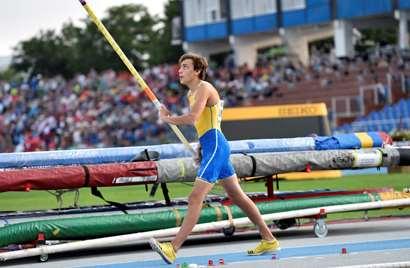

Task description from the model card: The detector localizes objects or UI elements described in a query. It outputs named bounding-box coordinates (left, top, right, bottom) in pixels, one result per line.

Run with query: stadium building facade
left=180, top=0, right=410, bottom=67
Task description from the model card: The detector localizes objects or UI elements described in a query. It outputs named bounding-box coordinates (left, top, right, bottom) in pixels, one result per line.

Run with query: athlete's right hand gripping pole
left=78, top=0, right=195, bottom=155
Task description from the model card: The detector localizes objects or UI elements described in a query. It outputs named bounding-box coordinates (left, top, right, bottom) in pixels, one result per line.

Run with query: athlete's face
left=178, top=59, right=200, bottom=85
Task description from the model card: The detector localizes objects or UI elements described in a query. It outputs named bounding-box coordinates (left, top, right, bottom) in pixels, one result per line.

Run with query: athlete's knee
left=229, top=193, right=246, bottom=204
left=227, top=188, right=251, bottom=205
left=188, top=191, right=205, bottom=204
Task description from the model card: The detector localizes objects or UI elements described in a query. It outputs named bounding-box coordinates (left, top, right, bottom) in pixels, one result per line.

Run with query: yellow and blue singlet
left=188, top=92, right=235, bottom=183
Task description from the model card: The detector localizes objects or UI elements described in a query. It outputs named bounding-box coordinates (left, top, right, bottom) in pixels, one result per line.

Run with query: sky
left=0, top=0, right=167, bottom=57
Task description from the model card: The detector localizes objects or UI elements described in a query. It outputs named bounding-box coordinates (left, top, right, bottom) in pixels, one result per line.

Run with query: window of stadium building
left=281, top=0, right=305, bottom=11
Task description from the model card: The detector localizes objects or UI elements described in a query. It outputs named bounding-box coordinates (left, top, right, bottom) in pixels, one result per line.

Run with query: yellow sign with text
left=223, top=103, right=328, bottom=121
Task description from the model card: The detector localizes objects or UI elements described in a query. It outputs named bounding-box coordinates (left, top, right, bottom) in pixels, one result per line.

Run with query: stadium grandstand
left=1, top=0, right=410, bottom=153
left=180, top=0, right=410, bottom=133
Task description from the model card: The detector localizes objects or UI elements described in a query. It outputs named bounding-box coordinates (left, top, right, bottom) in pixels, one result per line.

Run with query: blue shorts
left=197, top=129, right=235, bottom=183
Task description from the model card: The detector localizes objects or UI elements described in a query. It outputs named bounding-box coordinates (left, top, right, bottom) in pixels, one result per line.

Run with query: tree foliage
left=148, top=0, right=184, bottom=65
left=12, top=30, right=71, bottom=77
left=11, top=1, right=182, bottom=78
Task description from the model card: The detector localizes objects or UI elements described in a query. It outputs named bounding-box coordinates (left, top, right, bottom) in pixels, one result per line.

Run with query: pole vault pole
left=78, top=0, right=195, bottom=155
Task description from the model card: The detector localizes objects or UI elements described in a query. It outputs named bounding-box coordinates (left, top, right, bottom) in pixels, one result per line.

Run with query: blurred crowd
left=1, top=46, right=410, bottom=152
left=215, top=47, right=410, bottom=108
left=0, top=66, right=188, bottom=152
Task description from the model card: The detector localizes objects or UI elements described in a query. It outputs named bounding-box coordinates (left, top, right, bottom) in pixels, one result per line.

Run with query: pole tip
left=79, top=0, right=86, bottom=5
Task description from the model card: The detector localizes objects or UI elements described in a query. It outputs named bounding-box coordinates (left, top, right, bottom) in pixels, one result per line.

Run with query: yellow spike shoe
left=247, top=239, right=281, bottom=256
left=149, top=238, right=176, bottom=264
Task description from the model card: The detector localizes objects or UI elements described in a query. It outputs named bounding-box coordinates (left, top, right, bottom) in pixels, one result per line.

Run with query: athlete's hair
left=178, top=53, right=208, bottom=80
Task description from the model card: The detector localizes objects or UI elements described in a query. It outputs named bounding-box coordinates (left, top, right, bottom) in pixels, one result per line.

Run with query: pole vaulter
left=78, top=0, right=195, bottom=155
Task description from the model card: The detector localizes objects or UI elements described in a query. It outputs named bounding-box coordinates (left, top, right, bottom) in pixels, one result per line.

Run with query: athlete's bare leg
left=171, top=178, right=214, bottom=251
left=219, top=175, right=274, bottom=241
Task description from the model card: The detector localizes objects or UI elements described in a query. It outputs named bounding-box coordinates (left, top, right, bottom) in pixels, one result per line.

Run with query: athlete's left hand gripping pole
left=78, top=0, right=195, bottom=155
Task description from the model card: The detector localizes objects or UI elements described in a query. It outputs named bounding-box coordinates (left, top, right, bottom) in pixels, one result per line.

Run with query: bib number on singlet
left=218, top=100, right=224, bottom=124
